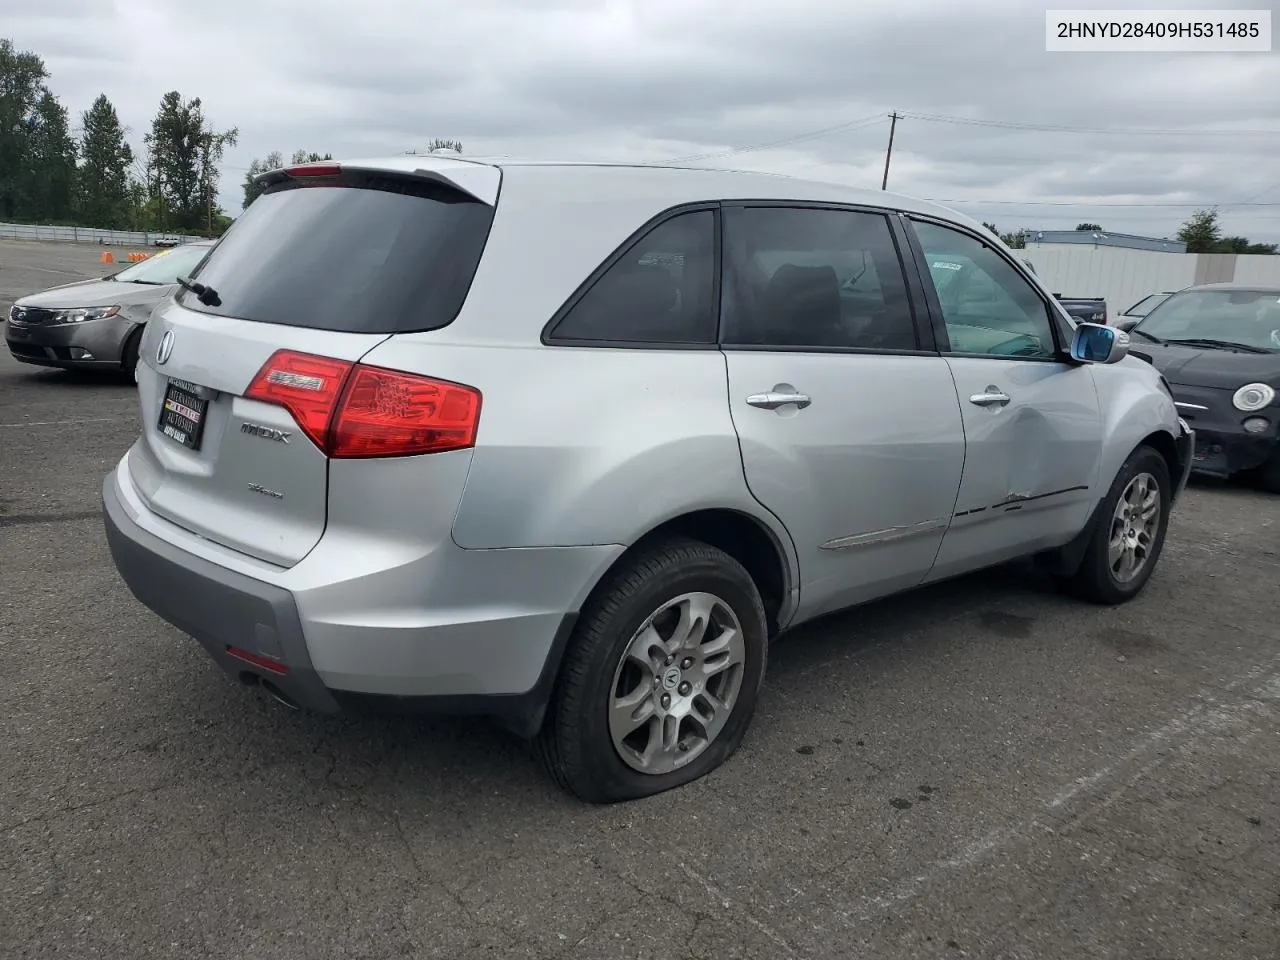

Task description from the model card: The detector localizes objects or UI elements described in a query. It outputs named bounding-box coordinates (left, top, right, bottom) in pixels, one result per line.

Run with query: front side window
left=721, top=206, right=918, bottom=351
left=548, top=210, right=716, bottom=344
left=913, top=220, right=1058, bottom=359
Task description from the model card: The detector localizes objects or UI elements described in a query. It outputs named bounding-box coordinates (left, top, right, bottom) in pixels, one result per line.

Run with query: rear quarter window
left=546, top=209, right=717, bottom=345
left=182, top=176, right=495, bottom=334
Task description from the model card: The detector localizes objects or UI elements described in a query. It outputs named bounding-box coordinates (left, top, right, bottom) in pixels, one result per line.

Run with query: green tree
left=242, top=151, right=334, bottom=209
left=1075, top=222, right=1102, bottom=231
left=983, top=222, right=1027, bottom=248
left=1216, top=235, right=1278, bottom=255
left=20, top=89, right=77, bottom=221
left=241, top=150, right=283, bottom=209
left=77, top=94, right=133, bottom=227
left=0, top=39, right=49, bottom=218
left=425, top=138, right=462, bottom=153
left=144, top=90, right=237, bottom=232
left=290, top=149, right=332, bottom=164
left=125, top=176, right=152, bottom=230
left=1177, top=208, right=1221, bottom=253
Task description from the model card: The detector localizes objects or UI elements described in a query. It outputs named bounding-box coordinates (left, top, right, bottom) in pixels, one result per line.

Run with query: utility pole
left=881, top=111, right=900, bottom=191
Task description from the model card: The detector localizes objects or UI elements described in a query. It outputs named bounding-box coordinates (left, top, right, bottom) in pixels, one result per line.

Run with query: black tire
left=536, top=537, right=768, bottom=804
left=120, top=326, right=144, bottom=384
left=1065, top=445, right=1171, bottom=605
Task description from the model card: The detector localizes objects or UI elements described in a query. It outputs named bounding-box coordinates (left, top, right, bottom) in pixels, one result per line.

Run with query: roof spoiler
left=253, top=161, right=498, bottom=205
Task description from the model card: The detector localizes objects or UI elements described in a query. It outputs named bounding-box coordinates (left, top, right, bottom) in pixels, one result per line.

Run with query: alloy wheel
left=1108, top=471, right=1161, bottom=583
left=608, top=591, right=747, bottom=775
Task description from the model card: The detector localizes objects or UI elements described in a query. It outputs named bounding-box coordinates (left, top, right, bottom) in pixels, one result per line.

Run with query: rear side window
left=721, top=206, right=918, bottom=351
left=182, top=177, right=495, bottom=333
left=548, top=210, right=716, bottom=344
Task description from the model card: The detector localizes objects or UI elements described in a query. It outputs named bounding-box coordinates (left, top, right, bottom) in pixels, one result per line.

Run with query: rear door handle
left=969, top=387, right=1010, bottom=407
left=747, top=391, right=812, bottom=410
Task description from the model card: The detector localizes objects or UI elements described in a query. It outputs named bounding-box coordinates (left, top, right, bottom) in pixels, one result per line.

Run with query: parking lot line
left=0, top=417, right=129, bottom=427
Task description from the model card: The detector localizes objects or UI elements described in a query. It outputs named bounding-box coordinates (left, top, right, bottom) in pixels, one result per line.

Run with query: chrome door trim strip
left=819, top=517, right=948, bottom=551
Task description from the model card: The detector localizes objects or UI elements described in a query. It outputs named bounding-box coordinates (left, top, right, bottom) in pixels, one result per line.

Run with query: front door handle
left=969, top=386, right=1010, bottom=407
left=747, top=391, right=812, bottom=410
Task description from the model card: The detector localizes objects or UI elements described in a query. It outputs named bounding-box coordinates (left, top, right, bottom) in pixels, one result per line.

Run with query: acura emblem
left=156, top=329, right=175, bottom=365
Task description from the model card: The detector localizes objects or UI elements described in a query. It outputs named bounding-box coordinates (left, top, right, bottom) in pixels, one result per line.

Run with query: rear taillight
left=330, top=365, right=481, bottom=458
left=244, top=349, right=482, bottom=459
left=245, top=350, right=352, bottom=450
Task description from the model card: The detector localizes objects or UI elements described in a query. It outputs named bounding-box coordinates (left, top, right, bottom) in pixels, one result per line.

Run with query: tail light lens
left=245, top=351, right=352, bottom=450
left=245, top=349, right=481, bottom=459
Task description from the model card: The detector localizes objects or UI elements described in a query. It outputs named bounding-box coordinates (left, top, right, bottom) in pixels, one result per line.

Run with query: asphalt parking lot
left=2, top=238, right=1278, bottom=960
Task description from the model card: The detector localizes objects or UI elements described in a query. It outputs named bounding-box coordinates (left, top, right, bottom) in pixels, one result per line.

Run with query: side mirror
left=1070, top=322, right=1129, bottom=365
left=1113, top=317, right=1140, bottom=332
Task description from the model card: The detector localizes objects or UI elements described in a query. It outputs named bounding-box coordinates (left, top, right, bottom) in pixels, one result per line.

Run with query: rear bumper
left=4, top=317, right=133, bottom=369
left=102, top=463, right=619, bottom=735
left=103, top=470, right=342, bottom=713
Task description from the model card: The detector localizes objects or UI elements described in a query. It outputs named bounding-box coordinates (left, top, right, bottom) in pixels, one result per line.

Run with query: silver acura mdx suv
left=102, top=156, right=1194, bottom=803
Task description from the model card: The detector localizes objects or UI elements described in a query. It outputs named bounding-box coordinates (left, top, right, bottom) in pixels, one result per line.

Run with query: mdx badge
left=155, top=329, right=175, bottom=365
left=241, top=422, right=292, bottom=443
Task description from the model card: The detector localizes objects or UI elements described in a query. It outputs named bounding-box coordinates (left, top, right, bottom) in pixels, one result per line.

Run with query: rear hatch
left=127, top=159, right=498, bottom=567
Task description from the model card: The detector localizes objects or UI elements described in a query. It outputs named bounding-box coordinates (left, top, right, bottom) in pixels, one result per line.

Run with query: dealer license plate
left=158, top=378, right=210, bottom=451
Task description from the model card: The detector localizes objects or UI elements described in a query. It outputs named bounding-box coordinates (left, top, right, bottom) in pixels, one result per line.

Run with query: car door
left=719, top=203, right=966, bottom=622
left=901, top=216, right=1103, bottom=581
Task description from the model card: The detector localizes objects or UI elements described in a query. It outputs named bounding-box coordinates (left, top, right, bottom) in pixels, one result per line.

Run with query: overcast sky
left=4, top=0, right=1279, bottom=241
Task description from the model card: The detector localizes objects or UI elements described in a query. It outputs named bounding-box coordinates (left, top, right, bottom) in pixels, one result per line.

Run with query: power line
left=926, top=198, right=1280, bottom=208
left=1219, top=181, right=1280, bottom=209
left=666, top=113, right=887, bottom=163
left=660, top=106, right=1280, bottom=170
left=899, top=111, right=1280, bottom=138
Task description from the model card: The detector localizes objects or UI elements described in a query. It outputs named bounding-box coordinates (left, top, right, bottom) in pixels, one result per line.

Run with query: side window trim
left=541, top=201, right=722, bottom=349
left=717, top=201, right=936, bottom=356
left=902, top=214, right=1069, bottom=361
left=887, top=212, right=939, bottom=353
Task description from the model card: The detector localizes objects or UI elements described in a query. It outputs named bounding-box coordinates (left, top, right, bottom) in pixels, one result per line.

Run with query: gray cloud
left=3, top=0, right=1277, bottom=240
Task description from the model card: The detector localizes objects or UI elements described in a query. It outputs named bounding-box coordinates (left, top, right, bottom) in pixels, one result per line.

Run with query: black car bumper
left=1189, top=427, right=1277, bottom=478
left=1170, top=385, right=1278, bottom=479
left=4, top=316, right=133, bottom=369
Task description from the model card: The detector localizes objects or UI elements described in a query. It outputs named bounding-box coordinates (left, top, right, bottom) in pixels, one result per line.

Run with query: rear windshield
left=181, top=175, right=495, bottom=333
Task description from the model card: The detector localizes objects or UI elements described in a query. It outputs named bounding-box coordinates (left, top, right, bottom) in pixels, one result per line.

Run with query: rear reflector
left=226, top=646, right=289, bottom=675
left=245, top=349, right=482, bottom=459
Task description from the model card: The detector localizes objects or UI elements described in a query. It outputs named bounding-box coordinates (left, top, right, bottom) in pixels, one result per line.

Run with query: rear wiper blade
left=1166, top=337, right=1270, bottom=354
left=176, top=275, right=221, bottom=307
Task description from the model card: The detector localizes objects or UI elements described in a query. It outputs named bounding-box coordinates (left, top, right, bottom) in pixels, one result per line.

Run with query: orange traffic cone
left=100, top=251, right=113, bottom=264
